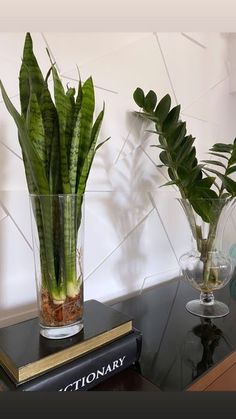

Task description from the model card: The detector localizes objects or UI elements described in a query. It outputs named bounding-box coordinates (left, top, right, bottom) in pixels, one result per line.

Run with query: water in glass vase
left=179, top=198, right=235, bottom=318
left=30, top=194, right=84, bottom=339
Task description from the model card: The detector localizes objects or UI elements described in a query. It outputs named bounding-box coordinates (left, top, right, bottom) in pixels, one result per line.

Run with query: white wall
left=0, top=32, right=236, bottom=325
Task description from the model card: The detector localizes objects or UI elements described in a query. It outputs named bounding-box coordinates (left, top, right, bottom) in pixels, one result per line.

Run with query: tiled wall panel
left=0, top=32, right=236, bottom=324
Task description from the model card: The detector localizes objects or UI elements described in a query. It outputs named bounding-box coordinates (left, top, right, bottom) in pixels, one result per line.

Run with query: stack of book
left=0, top=299, right=142, bottom=391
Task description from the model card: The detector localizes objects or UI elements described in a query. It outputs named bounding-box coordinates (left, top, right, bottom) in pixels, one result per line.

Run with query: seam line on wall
left=41, top=32, right=61, bottom=74
left=182, top=76, right=229, bottom=112
left=0, top=214, right=8, bottom=223
left=141, top=145, right=176, bottom=187
left=0, top=141, right=22, bottom=160
left=84, top=206, right=155, bottom=282
left=149, top=192, right=180, bottom=265
left=153, top=33, right=179, bottom=105
left=181, top=33, right=207, bottom=49
left=181, top=112, right=208, bottom=123
left=60, top=75, right=118, bottom=94
left=0, top=198, right=33, bottom=251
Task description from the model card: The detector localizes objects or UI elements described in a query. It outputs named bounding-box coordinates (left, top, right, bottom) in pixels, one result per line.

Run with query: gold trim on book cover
left=0, top=320, right=132, bottom=383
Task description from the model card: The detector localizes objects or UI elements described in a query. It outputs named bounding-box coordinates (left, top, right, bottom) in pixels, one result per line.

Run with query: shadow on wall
left=84, top=112, right=166, bottom=299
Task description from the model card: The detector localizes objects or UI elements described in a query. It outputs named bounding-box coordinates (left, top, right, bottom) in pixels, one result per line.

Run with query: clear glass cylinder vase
left=178, top=198, right=235, bottom=318
left=30, top=194, right=84, bottom=339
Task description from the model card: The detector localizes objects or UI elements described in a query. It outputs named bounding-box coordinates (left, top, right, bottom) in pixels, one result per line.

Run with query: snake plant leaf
left=49, top=122, right=61, bottom=194
left=68, top=81, right=83, bottom=183
left=69, top=78, right=94, bottom=194
left=133, top=87, right=145, bottom=108
left=76, top=77, right=95, bottom=180
left=144, top=90, right=157, bottom=112
left=40, top=81, right=58, bottom=179
left=69, top=108, right=82, bottom=193
left=65, top=87, right=76, bottom=157
left=95, top=136, right=110, bottom=151
left=20, top=35, right=57, bottom=178
left=26, top=91, right=46, bottom=171
left=77, top=106, right=105, bottom=197
left=0, top=81, right=49, bottom=194
left=154, top=94, right=171, bottom=124
left=19, top=33, right=45, bottom=117
left=74, top=79, right=83, bottom=122
left=51, top=64, right=71, bottom=193
left=21, top=150, right=37, bottom=193
left=1, top=33, right=108, bottom=304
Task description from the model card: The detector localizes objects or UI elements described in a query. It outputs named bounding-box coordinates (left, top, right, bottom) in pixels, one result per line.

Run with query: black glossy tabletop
left=112, top=276, right=236, bottom=391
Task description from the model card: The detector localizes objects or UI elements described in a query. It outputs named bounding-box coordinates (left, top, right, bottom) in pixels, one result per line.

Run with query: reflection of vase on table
left=181, top=318, right=232, bottom=384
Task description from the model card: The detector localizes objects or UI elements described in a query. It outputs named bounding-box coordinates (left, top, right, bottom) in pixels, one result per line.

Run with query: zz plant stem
left=133, top=87, right=236, bottom=290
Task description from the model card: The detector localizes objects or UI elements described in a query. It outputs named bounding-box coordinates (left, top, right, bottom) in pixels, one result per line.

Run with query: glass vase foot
left=185, top=299, right=229, bottom=319
left=40, top=320, right=84, bottom=339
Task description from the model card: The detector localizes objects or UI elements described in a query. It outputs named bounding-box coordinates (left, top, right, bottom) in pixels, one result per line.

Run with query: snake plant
left=0, top=33, right=108, bottom=305
left=133, top=87, right=236, bottom=289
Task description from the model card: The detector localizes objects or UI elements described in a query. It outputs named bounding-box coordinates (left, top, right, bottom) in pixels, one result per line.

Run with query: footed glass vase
left=30, top=194, right=84, bottom=339
left=179, top=198, right=234, bottom=319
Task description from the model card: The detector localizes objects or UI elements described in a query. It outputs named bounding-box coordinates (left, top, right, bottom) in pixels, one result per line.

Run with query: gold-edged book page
left=0, top=320, right=132, bottom=383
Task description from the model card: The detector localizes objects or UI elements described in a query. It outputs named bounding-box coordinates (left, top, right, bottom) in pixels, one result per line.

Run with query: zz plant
left=133, top=87, right=236, bottom=290
left=0, top=33, right=108, bottom=314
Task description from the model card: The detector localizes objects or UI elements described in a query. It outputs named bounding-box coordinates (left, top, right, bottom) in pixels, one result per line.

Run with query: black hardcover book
left=0, top=329, right=142, bottom=391
left=0, top=299, right=132, bottom=383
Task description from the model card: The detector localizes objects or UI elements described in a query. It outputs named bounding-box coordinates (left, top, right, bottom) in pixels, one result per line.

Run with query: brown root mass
left=40, top=290, right=83, bottom=327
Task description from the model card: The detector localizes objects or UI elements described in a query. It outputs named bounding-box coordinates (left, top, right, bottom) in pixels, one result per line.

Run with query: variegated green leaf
left=19, top=33, right=45, bottom=117
left=51, top=64, right=71, bottom=193
left=77, top=106, right=104, bottom=197
left=0, top=80, right=49, bottom=194
left=40, top=81, right=58, bottom=178
left=26, top=91, right=46, bottom=171
left=73, top=77, right=95, bottom=191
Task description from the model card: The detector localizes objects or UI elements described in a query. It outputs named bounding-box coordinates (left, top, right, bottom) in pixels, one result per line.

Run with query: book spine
left=14, top=330, right=142, bottom=391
